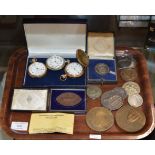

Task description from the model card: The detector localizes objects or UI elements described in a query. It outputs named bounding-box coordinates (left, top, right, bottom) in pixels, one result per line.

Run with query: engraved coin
left=120, top=68, right=137, bottom=81
left=115, top=105, right=146, bottom=132
left=95, top=63, right=110, bottom=75
left=101, top=95, right=124, bottom=111
left=56, top=92, right=82, bottom=106
left=86, top=107, right=114, bottom=132
left=87, top=85, right=102, bottom=99
left=112, top=87, right=127, bottom=99
left=128, top=94, right=143, bottom=107
left=122, top=82, right=140, bottom=96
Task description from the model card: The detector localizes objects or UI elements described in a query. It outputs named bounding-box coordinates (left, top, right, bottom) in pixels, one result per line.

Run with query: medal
left=122, top=81, right=140, bottom=96
left=86, top=107, right=114, bottom=132
left=95, top=63, right=115, bottom=76
left=115, top=105, right=146, bottom=132
left=56, top=92, right=82, bottom=107
left=120, top=68, right=137, bottom=81
left=87, top=85, right=102, bottom=100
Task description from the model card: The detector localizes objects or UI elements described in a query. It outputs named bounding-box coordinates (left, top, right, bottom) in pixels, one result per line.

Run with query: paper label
left=11, top=122, right=28, bottom=131
left=89, top=134, right=102, bottom=139
left=29, top=113, right=74, bottom=134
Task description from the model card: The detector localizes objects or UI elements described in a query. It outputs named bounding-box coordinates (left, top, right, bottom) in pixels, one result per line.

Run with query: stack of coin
left=86, top=107, right=114, bottom=132
left=115, top=105, right=146, bottom=132
left=122, top=81, right=143, bottom=108
left=101, top=87, right=127, bottom=111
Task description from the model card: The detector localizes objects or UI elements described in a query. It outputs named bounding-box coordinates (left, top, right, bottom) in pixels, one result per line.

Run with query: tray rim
left=0, top=47, right=155, bottom=140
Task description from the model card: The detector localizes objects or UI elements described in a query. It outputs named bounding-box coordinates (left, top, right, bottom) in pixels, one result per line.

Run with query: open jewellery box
left=22, top=19, right=88, bottom=113
left=87, top=32, right=117, bottom=83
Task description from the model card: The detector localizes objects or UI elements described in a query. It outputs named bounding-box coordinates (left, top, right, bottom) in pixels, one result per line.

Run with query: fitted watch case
left=23, top=19, right=87, bottom=88
left=87, top=32, right=117, bottom=83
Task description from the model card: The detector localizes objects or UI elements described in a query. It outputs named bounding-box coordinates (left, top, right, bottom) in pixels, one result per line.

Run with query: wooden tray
left=0, top=47, right=155, bottom=140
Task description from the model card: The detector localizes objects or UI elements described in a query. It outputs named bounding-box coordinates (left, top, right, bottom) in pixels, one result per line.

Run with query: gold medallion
left=86, top=107, right=114, bottom=132
left=115, top=105, right=146, bottom=132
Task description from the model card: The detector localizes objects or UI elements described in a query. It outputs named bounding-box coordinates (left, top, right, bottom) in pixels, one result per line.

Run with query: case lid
left=24, top=22, right=87, bottom=58
left=88, top=32, right=115, bottom=59
left=76, top=49, right=89, bottom=67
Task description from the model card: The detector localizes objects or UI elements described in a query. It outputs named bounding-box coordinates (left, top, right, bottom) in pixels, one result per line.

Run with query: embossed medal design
left=86, top=107, right=114, bottom=132
left=120, top=68, right=137, bottom=81
left=122, top=81, right=140, bottom=96
left=115, top=105, right=146, bottom=132
left=87, top=85, right=102, bottom=99
left=56, top=92, right=82, bottom=106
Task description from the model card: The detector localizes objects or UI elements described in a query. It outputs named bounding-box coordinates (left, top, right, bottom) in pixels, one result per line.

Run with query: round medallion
left=87, top=85, right=102, bottom=100
left=101, top=94, right=124, bottom=111
left=95, top=63, right=110, bottom=75
left=115, top=105, right=146, bottom=132
left=120, top=68, right=137, bottom=81
left=112, top=87, right=127, bottom=99
left=122, top=82, right=140, bottom=96
left=128, top=94, right=143, bottom=107
left=86, top=107, right=114, bottom=132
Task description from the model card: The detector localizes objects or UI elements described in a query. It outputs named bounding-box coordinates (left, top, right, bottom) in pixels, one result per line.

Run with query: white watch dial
left=28, top=62, right=47, bottom=77
left=65, top=62, right=83, bottom=77
left=46, top=55, right=65, bottom=70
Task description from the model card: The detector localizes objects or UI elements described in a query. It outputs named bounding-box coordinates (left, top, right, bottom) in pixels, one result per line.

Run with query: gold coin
left=86, top=107, right=114, bottom=132
left=122, top=81, right=140, bottom=96
left=95, top=63, right=110, bottom=75
left=115, top=105, right=146, bottom=132
left=120, top=68, right=137, bottom=81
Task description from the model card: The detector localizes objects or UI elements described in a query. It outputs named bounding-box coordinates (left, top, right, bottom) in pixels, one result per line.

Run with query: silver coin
left=87, top=85, right=102, bottom=99
left=112, top=87, right=127, bottom=99
left=117, top=57, right=132, bottom=69
left=128, top=94, right=143, bottom=107
left=101, top=90, right=115, bottom=100
left=122, top=82, right=140, bottom=96
left=101, top=95, right=124, bottom=111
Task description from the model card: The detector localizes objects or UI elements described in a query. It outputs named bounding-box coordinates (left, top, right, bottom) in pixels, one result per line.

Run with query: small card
left=11, top=122, right=28, bottom=131
left=29, top=113, right=74, bottom=134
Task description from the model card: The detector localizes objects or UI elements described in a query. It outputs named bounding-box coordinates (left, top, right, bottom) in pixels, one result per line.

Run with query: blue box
left=22, top=19, right=87, bottom=88
left=87, top=32, right=117, bottom=83
left=49, top=88, right=86, bottom=113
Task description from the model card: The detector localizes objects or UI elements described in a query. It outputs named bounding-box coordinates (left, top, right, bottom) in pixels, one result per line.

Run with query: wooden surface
left=0, top=47, right=155, bottom=140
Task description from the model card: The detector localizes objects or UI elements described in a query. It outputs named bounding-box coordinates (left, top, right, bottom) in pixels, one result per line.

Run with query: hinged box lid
left=88, top=32, right=115, bottom=59
left=24, top=20, right=87, bottom=58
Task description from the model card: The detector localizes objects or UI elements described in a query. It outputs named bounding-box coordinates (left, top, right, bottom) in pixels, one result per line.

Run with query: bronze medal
left=115, top=105, right=146, bottom=132
left=86, top=107, right=114, bottom=132
left=56, top=92, right=82, bottom=106
left=120, top=68, right=137, bottom=81
left=95, top=63, right=110, bottom=75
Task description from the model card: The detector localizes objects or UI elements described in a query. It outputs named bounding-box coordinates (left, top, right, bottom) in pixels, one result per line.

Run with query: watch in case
left=46, top=55, right=69, bottom=71
left=28, top=59, right=47, bottom=78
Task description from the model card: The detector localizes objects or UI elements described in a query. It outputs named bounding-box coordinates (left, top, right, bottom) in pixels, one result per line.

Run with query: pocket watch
left=60, top=49, right=89, bottom=81
left=28, top=59, right=47, bottom=78
left=46, top=55, right=69, bottom=71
